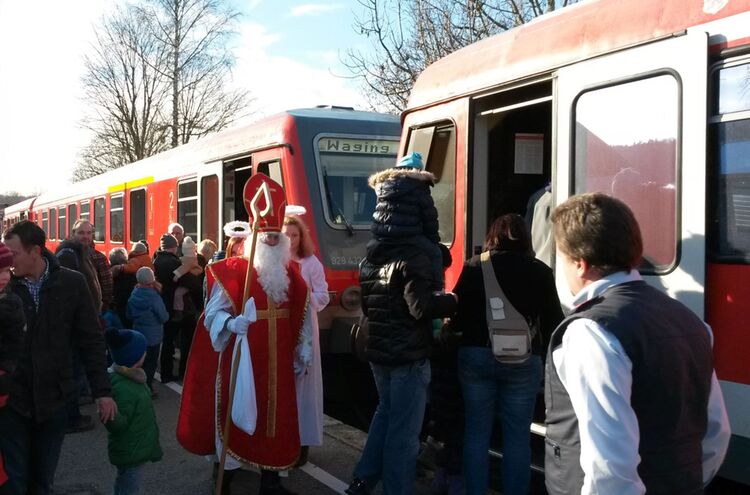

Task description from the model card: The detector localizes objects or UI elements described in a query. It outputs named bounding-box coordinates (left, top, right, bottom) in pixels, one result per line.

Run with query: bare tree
left=138, top=0, right=250, bottom=146
left=75, top=0, right=250, bottom=181
left=75, top=5, right=170, bottom=180
left=344, top=0, right=579, bottom=112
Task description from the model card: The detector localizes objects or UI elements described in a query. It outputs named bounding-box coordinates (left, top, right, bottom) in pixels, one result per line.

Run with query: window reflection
left=574, top=75, right=679, bottom=270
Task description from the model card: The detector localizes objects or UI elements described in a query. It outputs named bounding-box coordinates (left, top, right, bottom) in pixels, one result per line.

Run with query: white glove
left=227, top=297, right=257, bottom=336
left=294, top=338, right=313, bottom=375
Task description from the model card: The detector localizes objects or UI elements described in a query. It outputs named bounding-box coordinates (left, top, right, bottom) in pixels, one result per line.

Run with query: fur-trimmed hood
left=368, top=167, right=436, bottom=188
left=109, top=364, right=147, bottom=384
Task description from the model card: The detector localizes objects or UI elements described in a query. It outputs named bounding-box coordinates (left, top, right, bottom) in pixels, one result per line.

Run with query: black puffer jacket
left=360, top=237, right=456, bottom=365
left=369, top=167, right=443, bottom=286
left=370, top=168, right=440, bottom=240
left=9, top=250, right=111, bottom=421
left=0, top=289, right=25, bottom=396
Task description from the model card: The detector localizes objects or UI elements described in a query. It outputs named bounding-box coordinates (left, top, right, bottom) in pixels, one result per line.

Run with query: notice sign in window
left=514, top=133, right=544, bottom=175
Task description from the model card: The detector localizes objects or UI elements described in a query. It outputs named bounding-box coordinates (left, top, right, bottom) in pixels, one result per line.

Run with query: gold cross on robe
left=256, top=301, right=290, bottom=437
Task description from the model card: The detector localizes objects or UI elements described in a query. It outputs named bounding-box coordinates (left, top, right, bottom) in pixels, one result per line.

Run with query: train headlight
left=340, top=285, right=362, bottom=311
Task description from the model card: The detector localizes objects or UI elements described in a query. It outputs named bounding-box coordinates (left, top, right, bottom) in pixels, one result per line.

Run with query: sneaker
left=66, top=414, right=95, bottom=434
left=345, top=479, right=370, bottom=495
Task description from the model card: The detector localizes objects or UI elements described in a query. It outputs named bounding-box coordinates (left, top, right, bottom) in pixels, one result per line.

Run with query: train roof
left=4, top=197, right=36, bottom=215
left=408, top=0, right=750, bottom=110
left=31, top=107, right=400, bottom=208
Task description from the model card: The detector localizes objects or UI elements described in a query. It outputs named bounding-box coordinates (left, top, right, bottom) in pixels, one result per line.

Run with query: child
left=105, top=328, right=162, bottom=495
left=171, top=236, right=203, bottom=322
left=0, top=241, right=25, bottom=487
left=126, top=267, right=169, bottom=392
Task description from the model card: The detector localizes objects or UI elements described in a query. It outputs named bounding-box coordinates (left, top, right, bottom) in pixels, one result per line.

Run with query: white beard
left=252, top=234, right=291, bottom=305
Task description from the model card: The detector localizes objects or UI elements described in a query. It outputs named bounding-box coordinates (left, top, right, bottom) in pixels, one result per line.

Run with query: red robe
left=177, top=256, right=309, bottom=469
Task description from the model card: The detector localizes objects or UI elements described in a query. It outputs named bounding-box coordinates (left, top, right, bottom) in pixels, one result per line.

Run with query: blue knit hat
left=396, top=152, right=424, bottom=169
left=105, top=328, right=147, bottom=368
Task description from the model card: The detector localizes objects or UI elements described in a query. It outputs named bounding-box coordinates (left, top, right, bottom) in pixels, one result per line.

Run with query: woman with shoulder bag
left=452, top=214, right=564, bottom=495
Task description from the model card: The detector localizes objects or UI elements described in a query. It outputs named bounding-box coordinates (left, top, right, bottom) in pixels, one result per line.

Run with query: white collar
left=571, top=269, right=642, bottom=308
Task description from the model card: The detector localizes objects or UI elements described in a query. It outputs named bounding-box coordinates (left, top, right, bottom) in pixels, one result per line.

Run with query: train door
left=470, top=81, right=554, bottom=264
left=223, top=155, right=253, bottom=242
left=555, top=31, right=708, bottom=314
left=198, top=162, right=222, bottom=245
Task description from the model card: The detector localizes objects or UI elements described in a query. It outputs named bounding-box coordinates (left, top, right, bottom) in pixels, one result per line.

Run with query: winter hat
left=181, top=236, right=197, bottom=258
left=160, top=233, right=178, bottom=250
left=132, top=241, right=148, bottom=254
left=0, top=241, right=12, bottom=270
left=106, top=328, right=147, bottom=368
left=136, top=266, right=156, bottom=285
left=395, top=152, right=425, bottom=169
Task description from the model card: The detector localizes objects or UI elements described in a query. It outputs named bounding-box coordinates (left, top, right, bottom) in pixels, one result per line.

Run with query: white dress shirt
left=552, top=270, right=731, bottom=494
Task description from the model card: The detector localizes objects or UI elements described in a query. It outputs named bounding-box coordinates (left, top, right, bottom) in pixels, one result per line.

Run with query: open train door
left=554, top=31, right=708, bottom=316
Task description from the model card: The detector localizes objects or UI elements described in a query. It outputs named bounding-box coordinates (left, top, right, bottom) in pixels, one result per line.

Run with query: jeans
left=458, top=347, right=542, bottom=495
left=114, top=465, right=144, bottom=495
left=0, top=406, right=67, bottom=495
left=353, top=359, right=431, bottom=495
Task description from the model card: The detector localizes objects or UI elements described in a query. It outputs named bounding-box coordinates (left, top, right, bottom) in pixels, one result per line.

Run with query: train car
left=10, top=106, right=400, bottom=417
left=2, top=197, right=36, bottom=232
left=399, top=0, right=750, bottom=485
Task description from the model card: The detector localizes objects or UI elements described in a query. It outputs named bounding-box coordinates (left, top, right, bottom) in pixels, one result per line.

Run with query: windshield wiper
left=322, top=168, right=354, bottom=236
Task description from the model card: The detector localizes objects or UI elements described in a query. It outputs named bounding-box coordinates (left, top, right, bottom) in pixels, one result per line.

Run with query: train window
left=49, top=208, right=57, bottom=240
left=58, top=207, right=66, bottom=241
left=316, top=136, right=399, bottom=228
left=177, top=180, right=198, bottom=241
left=41, top=210, right=48, bottom=236
left=93, top=198, right=105, bottom=243
left=708, top=58, right=750, bottom=262
left=110, top=194, right=124, bottom=243
left=573, top=74, right=678, bottom=272
left=201, top=175, right=219, bottom=244
left=257, top=160, right=284, bottom=187
left=129, top=189, right=147, bottom=243
left=67, top=204, right=77, bottom=237
left=80, top=201, right=90, bottom=221
left=405, top=122, right=457, bottom=245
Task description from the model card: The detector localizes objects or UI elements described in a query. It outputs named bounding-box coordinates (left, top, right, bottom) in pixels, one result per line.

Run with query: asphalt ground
left=52, top=378, right=440, bottom=495
left=51, top=375, right=749, bottom=495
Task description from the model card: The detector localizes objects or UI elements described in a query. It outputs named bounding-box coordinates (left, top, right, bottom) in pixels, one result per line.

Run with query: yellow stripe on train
left=107, top=176, right=154, bottom=193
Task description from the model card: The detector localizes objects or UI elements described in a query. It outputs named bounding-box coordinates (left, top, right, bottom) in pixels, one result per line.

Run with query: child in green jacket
left=105, top=328, right=163, bottom=495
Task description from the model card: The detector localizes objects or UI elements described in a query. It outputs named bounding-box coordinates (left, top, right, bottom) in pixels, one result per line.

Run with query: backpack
left=480, top=251, right=534, bottom=364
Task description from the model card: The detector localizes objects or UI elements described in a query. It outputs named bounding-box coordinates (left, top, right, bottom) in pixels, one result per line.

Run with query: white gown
left=294, top=255, right=329, bottom=446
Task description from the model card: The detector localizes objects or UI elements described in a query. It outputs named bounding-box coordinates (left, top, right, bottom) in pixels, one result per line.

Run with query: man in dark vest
left=545, top=193, right=730, bottom=495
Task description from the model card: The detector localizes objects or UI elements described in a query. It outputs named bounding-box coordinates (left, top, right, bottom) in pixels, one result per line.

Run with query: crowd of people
left=0, top=154, right=734, bottom=495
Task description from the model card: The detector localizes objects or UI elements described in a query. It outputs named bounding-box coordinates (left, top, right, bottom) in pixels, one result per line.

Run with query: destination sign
left=319, top=138, right=398, bottom=155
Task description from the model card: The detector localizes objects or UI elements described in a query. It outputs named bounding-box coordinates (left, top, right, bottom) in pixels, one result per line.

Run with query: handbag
left=480, top=251, right=533, bottom=364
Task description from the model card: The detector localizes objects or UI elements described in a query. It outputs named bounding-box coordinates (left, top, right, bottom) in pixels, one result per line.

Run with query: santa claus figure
left=178, top=174, right=312, bottom=495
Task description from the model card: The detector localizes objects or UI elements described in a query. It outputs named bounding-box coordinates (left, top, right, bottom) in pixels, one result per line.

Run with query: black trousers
left=159, top=320, right=181, bottom=381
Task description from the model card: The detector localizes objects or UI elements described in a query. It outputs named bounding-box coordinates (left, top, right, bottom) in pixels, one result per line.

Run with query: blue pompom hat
left=106, top=328, right=147, bottom=368
left=396, top=152, right=425, bottom=169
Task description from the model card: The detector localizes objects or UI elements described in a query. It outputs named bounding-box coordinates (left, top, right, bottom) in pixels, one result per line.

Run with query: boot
left=259, top=470, right=297, bottom=495
left=212, top=463, right=235, bottom=495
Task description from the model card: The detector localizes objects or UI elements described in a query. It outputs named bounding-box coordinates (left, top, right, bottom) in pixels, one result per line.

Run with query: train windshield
left=317, top=136, right=399, bottom=228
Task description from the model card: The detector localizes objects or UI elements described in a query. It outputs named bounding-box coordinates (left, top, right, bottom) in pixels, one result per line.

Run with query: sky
left=0, top=0, right=374, bottom=196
